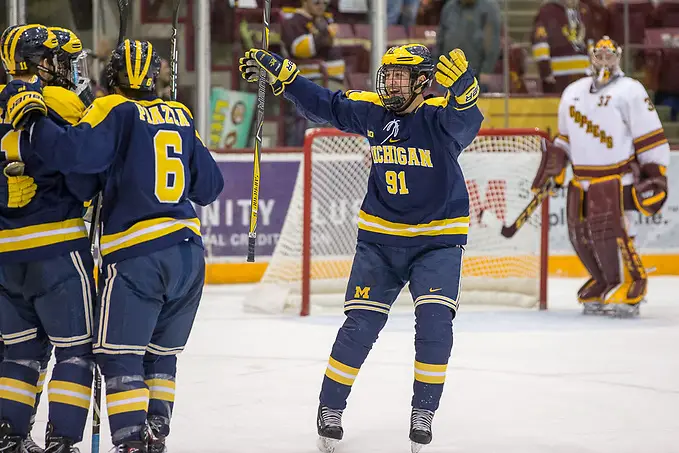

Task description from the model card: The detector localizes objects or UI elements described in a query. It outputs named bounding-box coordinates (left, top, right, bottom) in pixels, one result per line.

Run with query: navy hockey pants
left=319, top=240, right=462, bottom=412
left=94, top=240, right=204, bottom=445
left=0, top=249, right=95, bottom=442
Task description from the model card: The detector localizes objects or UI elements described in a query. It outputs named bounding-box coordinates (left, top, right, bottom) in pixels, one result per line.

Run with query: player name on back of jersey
left=370, top=145, right=433, bottom=168
left=135, top=103, right=191, bottom=127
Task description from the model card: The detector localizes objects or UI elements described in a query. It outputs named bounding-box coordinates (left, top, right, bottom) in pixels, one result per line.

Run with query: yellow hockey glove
left=435, top=49, right=480, bottom=109
left=239, top=49, right=299, bottom=96
left=0, top=79, right=47, bottom=130
left=0, top=162, right=37, bottom=208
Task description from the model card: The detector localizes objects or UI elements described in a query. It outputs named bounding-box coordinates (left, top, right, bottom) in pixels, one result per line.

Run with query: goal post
left=247, top=128, right=550, bottom=316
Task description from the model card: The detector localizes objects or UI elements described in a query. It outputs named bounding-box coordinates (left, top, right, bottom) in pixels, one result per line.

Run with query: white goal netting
left=247, top=128, right=547, bottom=314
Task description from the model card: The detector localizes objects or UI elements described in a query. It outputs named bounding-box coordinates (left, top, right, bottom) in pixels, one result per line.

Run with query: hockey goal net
left=247, top=128, right=549, bottom=315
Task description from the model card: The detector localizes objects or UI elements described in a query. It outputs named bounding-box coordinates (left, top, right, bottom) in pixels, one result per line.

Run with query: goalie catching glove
left=0, top=78, right=47, bottom=130
left=239, top=49, right=299, bottom=96
left=436, top=49, right=480, bottom=109
left=0, top=161, right=37, bottom=208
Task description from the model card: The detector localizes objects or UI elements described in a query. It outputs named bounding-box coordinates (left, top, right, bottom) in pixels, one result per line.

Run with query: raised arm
left=239, top=49, right=376, bottom=135
left=433, top=48, right=484, bottom=153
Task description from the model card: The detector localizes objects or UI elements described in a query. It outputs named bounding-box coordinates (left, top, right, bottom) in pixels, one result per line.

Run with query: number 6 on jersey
left=153, top=129, right=185, bottom=203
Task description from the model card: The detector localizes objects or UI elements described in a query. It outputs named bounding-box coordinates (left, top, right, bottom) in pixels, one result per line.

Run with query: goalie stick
left=246, top=0, right=272, bottom=262
left=91, top=3, right=129, bottom=452
left=500, top=180, right=554, bottom=239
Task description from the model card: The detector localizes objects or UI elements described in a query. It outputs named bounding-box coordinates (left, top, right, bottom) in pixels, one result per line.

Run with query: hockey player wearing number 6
left=531, top=36, right=670, bottom=317
left=240, top=44, right=483, bottom=452
left=0, top=39, right=224, bottom=452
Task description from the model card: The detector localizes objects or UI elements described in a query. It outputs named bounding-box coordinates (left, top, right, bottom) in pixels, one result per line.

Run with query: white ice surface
left=32, top=277, right=679, bottom=453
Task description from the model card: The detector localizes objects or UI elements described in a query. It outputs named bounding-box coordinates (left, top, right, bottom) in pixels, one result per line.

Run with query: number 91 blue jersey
left=25, top=94, right=224, bottom=263
left=285, top=76, right=483, bottom=247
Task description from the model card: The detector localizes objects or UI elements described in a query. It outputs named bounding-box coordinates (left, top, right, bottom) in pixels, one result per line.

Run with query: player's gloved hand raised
left=435, top=49, right=480, bottom=109
left=239, top=49, right=299, bottom=96
left=0, top=161, right=37, bottom=208
left=0, top=78, right=47, bottom=130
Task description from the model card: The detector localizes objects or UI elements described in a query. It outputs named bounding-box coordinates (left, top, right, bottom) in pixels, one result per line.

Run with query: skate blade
left=317, top=436, right=339, bottom=453
left=411, top=441, right=426, bottom=453
left=582, top=303, right=605, bottom=315
left=608, top=305, right=640, bottom=318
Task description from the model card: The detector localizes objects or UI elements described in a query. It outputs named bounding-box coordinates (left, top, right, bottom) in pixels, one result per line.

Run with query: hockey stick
left=91, top=3, right=129, bottom=453
left=170, top=0, right=181, bottom=101
left=501, top=180, right=554, bottom=239
left=246, top=0, right=272, bottom=262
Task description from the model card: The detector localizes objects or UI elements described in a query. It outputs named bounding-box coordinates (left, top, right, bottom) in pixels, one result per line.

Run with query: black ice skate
left=43, top=437, right=79, bottom=453
left=316, top=405, right=343, bottom=453
left=113, top=442, right=147, bottom=453
left=147, top=416, right=168, bottom=453
left=409, top=408, right=434, bottom=453
left=22, top=432, right=43, bottom=453
left=0, top=421, right=24, bottom=453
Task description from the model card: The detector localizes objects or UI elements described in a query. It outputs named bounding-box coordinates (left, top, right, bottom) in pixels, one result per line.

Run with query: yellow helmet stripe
left=44, top=29, right=58, bottom=49
left=125, top=39, right=154, bottom=89
left=124, top=39, right=134, bottom=88
left=5, top=25, right=31, bottom=72
left=139, top=41, right=154, bottom=88
left=1, top=27, right=20, bottom=72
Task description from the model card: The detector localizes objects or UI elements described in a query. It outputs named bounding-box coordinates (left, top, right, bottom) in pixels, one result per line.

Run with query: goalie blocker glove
left=632, top=163, right=668, bottom=216
left=531, top=139, right=568, bottom=191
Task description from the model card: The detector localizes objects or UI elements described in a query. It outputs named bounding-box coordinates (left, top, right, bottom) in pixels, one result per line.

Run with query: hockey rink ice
left=33, top=277, right=679, bottom=453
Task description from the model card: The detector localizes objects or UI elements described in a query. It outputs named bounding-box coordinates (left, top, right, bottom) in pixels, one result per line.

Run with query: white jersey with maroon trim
left=554, top=75, right=670, bottom=189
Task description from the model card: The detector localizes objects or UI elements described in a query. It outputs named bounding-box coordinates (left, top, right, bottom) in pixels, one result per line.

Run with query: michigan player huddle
left=0, top=24, right=223, bottom=453
left=0, top=17, right=668, bottom=453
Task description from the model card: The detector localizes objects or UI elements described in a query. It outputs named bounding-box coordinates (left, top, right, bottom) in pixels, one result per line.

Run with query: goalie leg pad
left=586, top=177, right=647, bottom=305
left=566, top=181, right=608, bottom=302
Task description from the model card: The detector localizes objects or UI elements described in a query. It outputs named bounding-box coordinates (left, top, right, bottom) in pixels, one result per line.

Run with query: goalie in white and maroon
left=532, top=36, right=670, bottom=317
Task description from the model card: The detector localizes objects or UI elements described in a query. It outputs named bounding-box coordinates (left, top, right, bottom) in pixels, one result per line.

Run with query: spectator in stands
left=492, top=33, right=530, bottom=94
left=436, top=0, right=501, bottom=92
left=281, top=0, right=346, bottom=146
left=531, top=0, right=593, bottom=94
left=156, top=58, right=172, bottom=101
left=416, top=0, right=445, bottom=26
left=387, top=0, right=421, bottom=28
left=580, top=0, right=609, bottom=40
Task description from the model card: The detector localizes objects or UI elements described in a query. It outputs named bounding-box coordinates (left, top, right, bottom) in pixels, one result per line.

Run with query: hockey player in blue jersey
left=0, top=24, right=99, bottom=453
left=240, top=44, right=482, bottom=452
left=0, top=39, right=224, bottom=453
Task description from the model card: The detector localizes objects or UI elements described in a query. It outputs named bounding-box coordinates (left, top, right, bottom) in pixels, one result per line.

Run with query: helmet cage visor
left=590, top=43, right=621, bottom=75
left=376, top=65, right=431, bottom=112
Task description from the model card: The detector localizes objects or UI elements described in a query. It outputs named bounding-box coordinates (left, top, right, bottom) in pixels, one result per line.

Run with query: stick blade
left=247, top=236, right=256, bottom=262
left=500, top=224, right=517, bottom=238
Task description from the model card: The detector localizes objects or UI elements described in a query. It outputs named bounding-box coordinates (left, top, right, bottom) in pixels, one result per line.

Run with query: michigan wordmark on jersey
left=284, top=76, right=483, bottom=247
